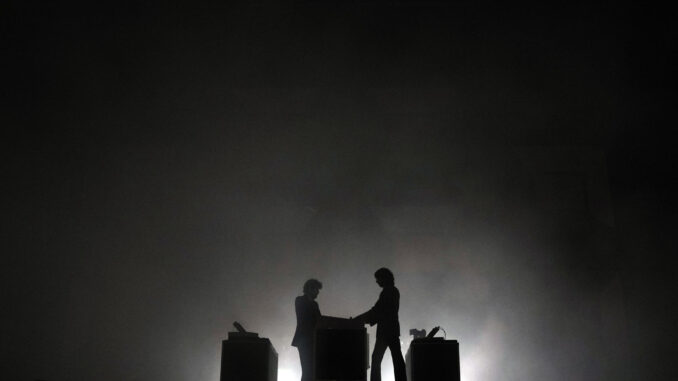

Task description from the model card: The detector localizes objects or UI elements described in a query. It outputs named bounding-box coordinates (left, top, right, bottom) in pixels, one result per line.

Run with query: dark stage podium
left=220, top=332, right=278, bottom=381
left=314, top=316, right=369, bottom=381
left=406, top=338, right=460, bottom=381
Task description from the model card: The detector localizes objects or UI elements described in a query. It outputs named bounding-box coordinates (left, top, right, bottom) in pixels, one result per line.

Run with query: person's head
left=303, top=278, right=322, bottom=299
left=374, top=267, right=394, bottom=287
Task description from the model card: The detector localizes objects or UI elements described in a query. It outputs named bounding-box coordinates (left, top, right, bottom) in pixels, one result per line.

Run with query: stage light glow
left=278, top=367, right=300, bottom=381
left=460, top=316, right=505, bottom=381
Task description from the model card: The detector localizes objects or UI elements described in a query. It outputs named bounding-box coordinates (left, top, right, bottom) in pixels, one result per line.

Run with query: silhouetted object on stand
left=405, top=327, right=460, bottom=381
left=229, top=321, right=258, bottom=339
left=292, top=278, right=322, bottom=381
left=314, top=316, right=369, bottom=381
left=354, top=268, right=407, bottom=381
left=220, top=322, right=277, bottom=381
left=426, top=326, right=440, bottom=338
left=233, top=321, right=247, bottom=333
left=409, top=328, right=427, bottom=339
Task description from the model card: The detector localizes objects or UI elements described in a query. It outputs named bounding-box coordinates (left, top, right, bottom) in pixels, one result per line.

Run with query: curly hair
left=303, top=278, right=323, bottom=294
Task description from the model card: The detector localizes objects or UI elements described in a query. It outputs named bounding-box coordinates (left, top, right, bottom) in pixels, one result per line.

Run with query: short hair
left=374, top=267, right=394, bottom=285
left=303, top=278, right=323, bottom=294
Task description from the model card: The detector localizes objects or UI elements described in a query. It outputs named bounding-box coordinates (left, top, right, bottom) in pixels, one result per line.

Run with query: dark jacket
left=358, top=285, right=401, bottom=340
left=292, top=295, right=321, bottom=347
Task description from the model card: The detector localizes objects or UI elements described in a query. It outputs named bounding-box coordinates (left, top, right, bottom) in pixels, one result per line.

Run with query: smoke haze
left=3, top=2, right=676, bottom=381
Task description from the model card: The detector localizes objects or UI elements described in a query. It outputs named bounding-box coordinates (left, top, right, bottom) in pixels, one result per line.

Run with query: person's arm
left=312, top=301, right=321, bottom=327
left=355, top=291, right=386, bottom=325
left=295, top=297, right=302, bottom=319
left=354, top=311, right=373, bottom=325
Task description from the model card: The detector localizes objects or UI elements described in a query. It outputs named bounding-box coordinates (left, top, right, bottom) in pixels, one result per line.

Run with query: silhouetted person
left=354, top=268, right=407, bottom=381
left=292, top=278, right=322, bottom=381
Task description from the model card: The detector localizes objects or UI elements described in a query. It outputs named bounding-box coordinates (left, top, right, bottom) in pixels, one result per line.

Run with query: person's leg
left=371, top=338, right=388, bottom=381
left=298, top=345, right=313, bottom=381
left=388, top=338, right=407, bottom=381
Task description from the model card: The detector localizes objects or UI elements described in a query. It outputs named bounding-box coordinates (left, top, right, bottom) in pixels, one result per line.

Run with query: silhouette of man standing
left=355, top=268, right=407, bottom=381
left=292, top=279, right=322, bottom=381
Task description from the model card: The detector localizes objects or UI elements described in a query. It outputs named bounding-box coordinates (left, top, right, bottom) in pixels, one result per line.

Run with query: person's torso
left=380, top=286, right=400, bottom=318
left=376, top=286, right=400, bottom=338
left=295, top=296, right=320, bottom=328
left=292, top=295, right=320, bottom=346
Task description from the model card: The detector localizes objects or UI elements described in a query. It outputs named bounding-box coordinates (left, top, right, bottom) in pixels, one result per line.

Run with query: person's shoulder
left=295, top=295, right=305, bottom=304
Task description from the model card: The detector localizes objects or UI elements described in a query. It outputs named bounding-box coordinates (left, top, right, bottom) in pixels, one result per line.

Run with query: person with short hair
left=354, top=268, right=406, bottom=381
left=292, top=278, right=322, bottom=381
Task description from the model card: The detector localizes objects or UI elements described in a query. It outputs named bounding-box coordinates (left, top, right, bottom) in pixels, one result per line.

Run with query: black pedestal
left=220, top=335, right=277, bottom=381
left=314, top=316, right=369, bottom=381
left=406, top=338, right=460, bottom=381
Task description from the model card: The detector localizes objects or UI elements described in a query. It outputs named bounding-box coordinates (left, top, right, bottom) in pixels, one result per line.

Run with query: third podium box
left=406, top=338, right=460, bottom=381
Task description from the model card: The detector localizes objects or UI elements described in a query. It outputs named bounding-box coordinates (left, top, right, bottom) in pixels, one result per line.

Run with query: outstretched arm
left=353, top=311, right=371, bottom=325
left=354, top=292, right=387, bottom=326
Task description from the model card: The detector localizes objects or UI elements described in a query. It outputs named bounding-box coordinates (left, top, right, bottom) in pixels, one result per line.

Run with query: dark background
left=3, top=1, right=676, bottom=380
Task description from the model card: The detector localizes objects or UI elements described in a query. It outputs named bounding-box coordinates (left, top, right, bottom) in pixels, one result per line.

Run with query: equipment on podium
left=409, top=328, right=427, bottom=339
left=426, top=326, right=440, bottom=338
left=233, top=321, right=247, bottom=333
left=314, top=316, right=369, bottom=381
left=220, top=323, right=277, bottom=381
left=229, top=321, right=259, bottom=340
